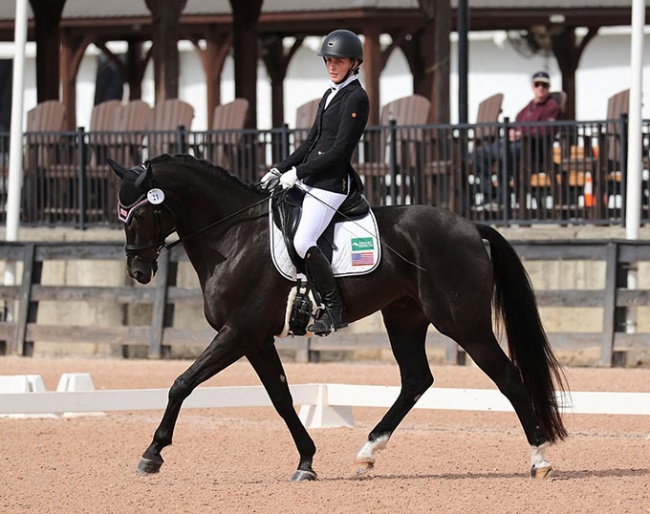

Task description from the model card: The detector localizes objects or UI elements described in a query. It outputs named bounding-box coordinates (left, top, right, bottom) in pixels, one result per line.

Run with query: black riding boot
left=303, top=246, right=348, bottom=336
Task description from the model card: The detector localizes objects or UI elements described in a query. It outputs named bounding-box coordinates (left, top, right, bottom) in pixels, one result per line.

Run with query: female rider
left=261, top=29, right=369, bottom=336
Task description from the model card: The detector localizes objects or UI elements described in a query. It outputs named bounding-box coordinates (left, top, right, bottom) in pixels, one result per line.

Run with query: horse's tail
left=476, top=224, right=568, bottom=442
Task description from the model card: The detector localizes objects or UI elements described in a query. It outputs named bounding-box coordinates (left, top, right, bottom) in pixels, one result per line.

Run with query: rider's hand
left=280, top=167, right=298, bottom=189
left=259, top=168, right=281, bottom=191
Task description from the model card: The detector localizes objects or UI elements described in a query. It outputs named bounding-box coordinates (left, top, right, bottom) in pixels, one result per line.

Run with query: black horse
left=108, top=153, right=567, bottom=481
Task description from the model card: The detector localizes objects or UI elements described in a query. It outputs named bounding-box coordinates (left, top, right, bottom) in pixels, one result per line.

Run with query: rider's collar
left=329, top=74, right=358, bottom=92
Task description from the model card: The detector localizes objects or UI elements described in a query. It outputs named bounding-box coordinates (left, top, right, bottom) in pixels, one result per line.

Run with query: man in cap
left=472, top=71, right=560, bottom=210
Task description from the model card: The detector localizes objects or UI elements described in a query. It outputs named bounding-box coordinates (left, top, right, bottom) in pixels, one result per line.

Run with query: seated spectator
left=471, top=71, right=560, bottom=210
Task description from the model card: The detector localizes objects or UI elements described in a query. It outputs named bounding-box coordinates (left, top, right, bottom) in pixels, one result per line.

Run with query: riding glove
left=280, top=167, right=298, bottom=189
left=260, top=168, right=281, bottom=191
left=257, top=168, right=282, bottom=191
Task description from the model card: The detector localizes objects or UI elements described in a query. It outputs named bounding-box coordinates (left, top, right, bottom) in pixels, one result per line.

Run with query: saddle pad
left=269, top=200, right=381, bottom=281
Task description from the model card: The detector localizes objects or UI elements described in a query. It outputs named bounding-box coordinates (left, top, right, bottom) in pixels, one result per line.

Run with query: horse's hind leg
left=137, top=330, right=246, bottom=475
left=458, top=332, right=555, bottom=477
left=354, top=299, right=432, bottom=476
left=246, top=343, right=317, bottom=482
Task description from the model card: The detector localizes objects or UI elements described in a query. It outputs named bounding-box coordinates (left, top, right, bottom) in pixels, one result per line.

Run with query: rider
left=261, top=29, right=369, bottom=336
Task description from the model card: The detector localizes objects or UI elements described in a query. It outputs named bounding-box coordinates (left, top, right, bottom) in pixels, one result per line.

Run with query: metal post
left=4, top=0, right=28, bottom=291
left=388, top=119, right=397, bottom=204
left=457, top=0, right=469, bottom=124
left=77, top=127, right=87, bottom=230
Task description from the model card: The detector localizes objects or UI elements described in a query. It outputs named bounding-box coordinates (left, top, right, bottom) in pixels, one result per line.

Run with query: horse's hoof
left=136, top=455, right=164, bottom=475
left=352, top=460, right=374, bottom=478
left=531, top=465, right=554, bottom=479
left=290, top=469, right=317, bottom=482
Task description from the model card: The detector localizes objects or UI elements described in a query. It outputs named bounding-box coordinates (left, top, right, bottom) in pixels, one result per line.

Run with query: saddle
left=271, top=186, right=370, bottom=274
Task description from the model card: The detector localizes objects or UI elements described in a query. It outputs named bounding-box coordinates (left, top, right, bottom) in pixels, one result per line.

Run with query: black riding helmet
left=318, top=29, right=364, bottom=63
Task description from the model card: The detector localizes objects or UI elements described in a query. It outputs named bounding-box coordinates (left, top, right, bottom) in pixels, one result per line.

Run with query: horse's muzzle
left=127, top=256, right=158, bottom=284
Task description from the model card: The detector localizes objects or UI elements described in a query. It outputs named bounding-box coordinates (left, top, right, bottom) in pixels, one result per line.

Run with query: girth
left=271, top=187, right=370, bottom=274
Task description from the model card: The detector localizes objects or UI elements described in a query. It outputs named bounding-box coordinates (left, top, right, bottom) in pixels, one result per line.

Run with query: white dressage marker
left=0, top=374, right=57, bottom=418
left=56, top=372, right=104, bottom=417
left=298, top=384, right=354, bottom=428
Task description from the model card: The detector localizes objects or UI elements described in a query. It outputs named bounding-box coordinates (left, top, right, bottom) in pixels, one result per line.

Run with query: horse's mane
left=149, top=154, right=261, bottom=194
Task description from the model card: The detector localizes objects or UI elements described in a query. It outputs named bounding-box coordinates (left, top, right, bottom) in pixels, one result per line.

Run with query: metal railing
left=0, top=116, right=647, bottom=228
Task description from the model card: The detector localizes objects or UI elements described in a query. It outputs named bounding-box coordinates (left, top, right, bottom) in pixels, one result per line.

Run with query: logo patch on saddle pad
left=270, top=210, right=381, bottom=281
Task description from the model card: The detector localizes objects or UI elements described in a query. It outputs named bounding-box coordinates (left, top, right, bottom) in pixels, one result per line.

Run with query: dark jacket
left=277, top=79, right=369, bottom=194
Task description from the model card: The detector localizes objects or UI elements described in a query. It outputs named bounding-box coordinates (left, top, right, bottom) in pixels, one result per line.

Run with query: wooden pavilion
left=0, top=0, right=644, bottom=129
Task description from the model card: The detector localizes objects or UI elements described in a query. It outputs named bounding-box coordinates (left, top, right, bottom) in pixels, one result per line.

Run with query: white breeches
left=293, top=184, right=348, bottom=259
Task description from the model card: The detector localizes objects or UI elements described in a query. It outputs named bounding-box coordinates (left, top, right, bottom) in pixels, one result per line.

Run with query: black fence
left=0, top=116, right=648, bottom=229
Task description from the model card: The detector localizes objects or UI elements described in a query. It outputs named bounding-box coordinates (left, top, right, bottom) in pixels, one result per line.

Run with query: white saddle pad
left=269, top=199, right=381, bottom=281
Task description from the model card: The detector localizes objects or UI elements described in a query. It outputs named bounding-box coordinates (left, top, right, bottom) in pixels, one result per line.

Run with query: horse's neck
left=168, top=169, right=265, bottom=283
left=167, top=169, right=259, bottom=227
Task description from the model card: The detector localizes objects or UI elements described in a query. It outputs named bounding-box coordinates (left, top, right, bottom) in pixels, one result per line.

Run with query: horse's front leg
left=137, top=328, right=246, bottom=474
left=246, top=341, right=317, bottom=482
left=354, top=305, right=433, bottom=476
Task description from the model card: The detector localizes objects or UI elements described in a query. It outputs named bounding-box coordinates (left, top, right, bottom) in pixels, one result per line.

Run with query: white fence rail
left=1, top=374, right=649, bottom=426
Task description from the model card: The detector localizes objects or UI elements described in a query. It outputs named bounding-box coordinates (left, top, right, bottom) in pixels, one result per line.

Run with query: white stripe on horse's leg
left=355, top=434, right=390, bottom=464
left=353, top=434, right=390, bottom=477
left=530, top=442, right=553, bottom=478
left=277, top=287, right=297, bottom=338
left=530, top=442, right=549, bottom=468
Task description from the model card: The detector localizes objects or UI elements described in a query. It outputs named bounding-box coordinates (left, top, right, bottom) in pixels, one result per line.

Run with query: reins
left=130, top=176, right=424, bottom=274
left=163, top=188, right=284, bottom=251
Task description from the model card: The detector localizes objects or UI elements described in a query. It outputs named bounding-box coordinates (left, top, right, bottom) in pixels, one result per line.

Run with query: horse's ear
left=106, top=158, right=128, bottom=179
left=134, top=162, right=152, bottom=190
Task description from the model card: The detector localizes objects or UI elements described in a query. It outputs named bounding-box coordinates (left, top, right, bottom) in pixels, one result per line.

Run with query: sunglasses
left=534, top=82, right=549, bottom=89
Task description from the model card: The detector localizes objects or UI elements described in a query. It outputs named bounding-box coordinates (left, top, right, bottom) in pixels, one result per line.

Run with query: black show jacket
left=277, top=79, right=369, bottom=194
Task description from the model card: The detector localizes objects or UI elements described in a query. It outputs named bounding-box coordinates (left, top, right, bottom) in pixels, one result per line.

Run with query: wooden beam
left=229, top=0, right=264, bottom=128
left=552, top=26, right=599, bottom=120
left=60, top=32, right=93, bottom=129
left=191, top=28, right=232, bottom=125
left=362, top=26, right=381, bottom=126
left=29, top=0, right=66, bottom=103
left=145, top=0, right=188, bottom=103
left=261, top=35, right=304, bottom=129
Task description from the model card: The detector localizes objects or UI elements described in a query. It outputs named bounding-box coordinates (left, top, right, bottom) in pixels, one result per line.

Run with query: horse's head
left=107, top=158, right=176, bottom=284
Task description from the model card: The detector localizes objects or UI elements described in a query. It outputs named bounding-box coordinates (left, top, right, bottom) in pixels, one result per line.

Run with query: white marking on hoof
left=354, top=434, right=389, bottom=466
left=530, top=443, right=554, bottom=478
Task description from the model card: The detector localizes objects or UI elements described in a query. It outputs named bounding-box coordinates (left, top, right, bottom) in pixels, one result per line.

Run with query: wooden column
left=95, top=39, right=151, bottom=102
left=552, top=26, right=599, bottom=121
left=192, top=28, right=231, bottom=125
left=261, top=36, right=304, bottom=128
left=60, top=32, right=92, bottom=130
left=229, top=0, right=263, bottom=128
left=145, top=0, right=188, bottom=103
left=362, top=26, right=381, bottom=126
left=29, top=0, right=65, bottom=103
left=125, top=39, right=149, bottom=101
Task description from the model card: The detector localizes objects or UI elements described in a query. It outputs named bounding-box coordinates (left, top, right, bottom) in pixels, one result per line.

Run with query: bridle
left=118, top=174, right=284, bottom=276
left=118, top=194, right=175, bottom=276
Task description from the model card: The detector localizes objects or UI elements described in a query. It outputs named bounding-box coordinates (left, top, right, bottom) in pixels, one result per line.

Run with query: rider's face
left=325, top=57, right=356, bottom=83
